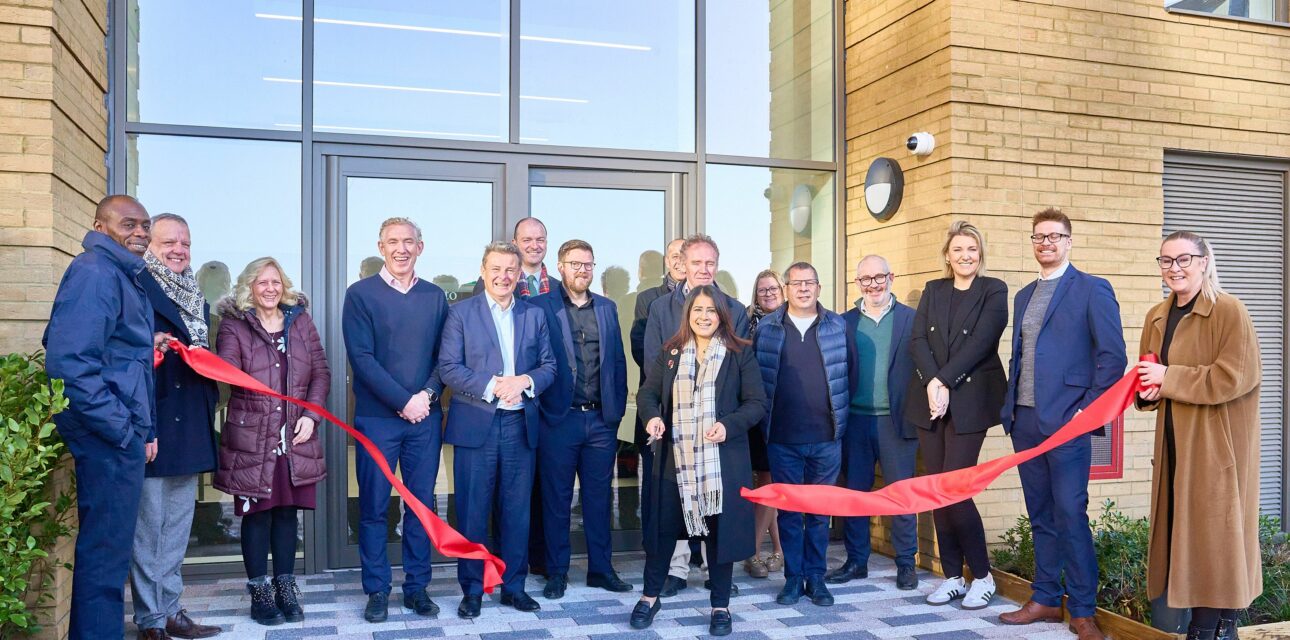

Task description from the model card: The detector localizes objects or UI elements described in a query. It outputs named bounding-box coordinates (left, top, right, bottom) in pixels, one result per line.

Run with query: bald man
left=45, top=195, right=160, bottom=639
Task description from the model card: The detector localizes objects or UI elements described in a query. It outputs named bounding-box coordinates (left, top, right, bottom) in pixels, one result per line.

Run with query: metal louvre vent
left=1163, top=155, right=1289, bottom=519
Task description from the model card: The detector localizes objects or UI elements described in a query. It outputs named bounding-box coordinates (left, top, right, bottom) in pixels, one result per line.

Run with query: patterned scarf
left=144, top=251, right=209, bottom=347
left=748, top=303, right=771, bottom=334
left=516, top=263, right=551, bottom=298
left=670, top=336, right=726, bottom=536
left=664, top=272, right=680, bottom=292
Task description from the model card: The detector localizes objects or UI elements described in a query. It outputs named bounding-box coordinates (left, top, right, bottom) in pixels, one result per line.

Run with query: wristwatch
left=422, top=388, right=437, bottom=403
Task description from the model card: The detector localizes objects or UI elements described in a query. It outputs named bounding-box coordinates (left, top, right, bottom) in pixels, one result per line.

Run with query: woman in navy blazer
left=905, top=221, right=1009, bottom=610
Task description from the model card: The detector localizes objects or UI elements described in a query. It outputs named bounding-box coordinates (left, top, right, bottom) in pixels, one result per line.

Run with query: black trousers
left=642, top=478, right=733, bottom=608
left=917, top=419, right=990, bottom=578
left=241, top=507, right=299, bottom=579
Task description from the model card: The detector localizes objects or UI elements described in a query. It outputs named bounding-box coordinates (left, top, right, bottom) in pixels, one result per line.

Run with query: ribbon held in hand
left=158, top=340, right=506, bottom=592
left=742, top=355, right=1157, bottom=517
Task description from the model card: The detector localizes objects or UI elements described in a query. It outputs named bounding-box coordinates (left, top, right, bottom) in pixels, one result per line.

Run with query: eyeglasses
left=561, top=260, right=595, bottom=272
left=755, top=286, right=781, bottom=296
left=856, top=273, right=891, bottom=287
left=1030, top=232, right=1071, bottom=244
left=1156, top=254, right=1204, bottom=269
left=786, top=279, right=819, bottom=289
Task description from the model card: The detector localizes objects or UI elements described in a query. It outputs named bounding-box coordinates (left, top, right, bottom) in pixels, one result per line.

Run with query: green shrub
left=0, top=352, right=74, bottom=637
left=990, top=515, right=1035, bottom=581
left=1246, top=516, right=1290, bottom=625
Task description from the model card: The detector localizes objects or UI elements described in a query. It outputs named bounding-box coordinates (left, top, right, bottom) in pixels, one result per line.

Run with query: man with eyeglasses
left=529, top=240, right=632, bottom=599
left=827, top=255, right=919, bottom=590
left=753, top=262, right=857, bottom=609
left=999, top=208, right=1125, bottom=640
left=642, top=234, right=749, bottom=596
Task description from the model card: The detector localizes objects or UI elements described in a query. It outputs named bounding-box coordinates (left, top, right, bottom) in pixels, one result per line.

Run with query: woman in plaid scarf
left=630, top=285, right=767, bottom=637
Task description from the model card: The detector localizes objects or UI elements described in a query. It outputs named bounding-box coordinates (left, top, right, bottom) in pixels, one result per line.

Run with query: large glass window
left=706, top=0, right=834, bottom=161
left=127, top=134, right=302, bottom=564
left=521, top=0, right=695, bottom=151
left=127, top=1, right=302, bottom=129
left=314, top=1, right=509, bottom=141
left=704, top=164, right=836, bottom=307
left=1165, top=0, right=1288, bottom=23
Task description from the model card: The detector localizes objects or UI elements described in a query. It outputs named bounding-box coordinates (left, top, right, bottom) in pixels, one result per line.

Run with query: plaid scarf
left=670, top=336, right=726, bottom=537
left=144, top=250, right=209, bottom=347
left=516, top=263, right=551, bottom=298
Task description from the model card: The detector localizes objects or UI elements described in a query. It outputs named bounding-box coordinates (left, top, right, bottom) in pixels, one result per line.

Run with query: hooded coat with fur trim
left=212, top=293, right=330, bottom=499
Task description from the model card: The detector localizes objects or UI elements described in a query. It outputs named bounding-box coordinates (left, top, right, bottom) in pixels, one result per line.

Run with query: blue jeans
left=841, top=412, right=919, bottom=568
left=768, top=440, right=842, bottom=580
left=355, top=413, right=442, bottom=596
left=1011, top=406, right=1098, bottom=618
left=455, top=410, right=535, bottom=596
left=539, top=410, right=617, bottom=576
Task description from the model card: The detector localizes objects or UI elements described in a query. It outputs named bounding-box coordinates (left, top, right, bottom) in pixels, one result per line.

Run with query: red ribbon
left=157, top=340, right=506, bottom=593
left=741, top=355, right=1158, bottom=516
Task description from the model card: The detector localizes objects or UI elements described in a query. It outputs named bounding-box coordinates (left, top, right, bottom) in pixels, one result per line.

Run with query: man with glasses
left=999, top=208, right=1125, bottom=640
left=753, top=262, right=857, bottom=609
left=827, top=255, right=919, bottom=590
left=530, top=240, right=632, bottom=599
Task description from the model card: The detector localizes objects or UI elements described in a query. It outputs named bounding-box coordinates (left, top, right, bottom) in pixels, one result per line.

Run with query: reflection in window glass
left=706, top=0, right=833, bottom=161
left=704, top=165, right=835, bottom=309
left=128, top=0, right=302, bottom=129
left=1165, top=0, right=1283, bottom=21
left=127, top=134, right=302, bottom=564
left=521, top=1, right=695, bottom=151
left=315, top=1, right=509, bottom=141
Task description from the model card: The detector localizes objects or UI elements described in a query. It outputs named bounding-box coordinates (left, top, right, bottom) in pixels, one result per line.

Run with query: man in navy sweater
left=342, top=217, right=450, bottom=623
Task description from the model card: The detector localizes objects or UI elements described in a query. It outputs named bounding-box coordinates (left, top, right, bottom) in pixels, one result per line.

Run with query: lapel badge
left=670, top=348, right=679, bottom=355
left=668, top=359, right=675, bottom=368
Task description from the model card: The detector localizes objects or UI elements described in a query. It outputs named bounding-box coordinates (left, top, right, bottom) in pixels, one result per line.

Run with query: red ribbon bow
left=157, top=340, right=505, bottom=592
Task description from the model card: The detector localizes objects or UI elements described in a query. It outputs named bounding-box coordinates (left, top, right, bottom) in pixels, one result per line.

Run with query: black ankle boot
left=248, top=577, right=286, bottom=626
left=273, top=575, right=305, bottom=622
left=1216, top=612, right=1239, bottom=640
left=1187, top=623, right=1217, bottom=640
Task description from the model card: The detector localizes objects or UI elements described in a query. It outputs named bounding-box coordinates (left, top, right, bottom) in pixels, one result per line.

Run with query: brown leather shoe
left=1070, top=616, right=1107, bottom=640
left=166, top=610, right=222, bottom=639
left=138, top=629, right=171, bottom=640
left=998, top=599, right=1064, bottom=625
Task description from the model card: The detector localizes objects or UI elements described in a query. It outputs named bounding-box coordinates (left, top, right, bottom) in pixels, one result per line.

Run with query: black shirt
left=769, top=317, right=834, bottom=444
left=563, top=288, right=602, bottom=406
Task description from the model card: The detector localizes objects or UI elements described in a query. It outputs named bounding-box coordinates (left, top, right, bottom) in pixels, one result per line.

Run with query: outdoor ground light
left=865, top=157, right=904, bottom=221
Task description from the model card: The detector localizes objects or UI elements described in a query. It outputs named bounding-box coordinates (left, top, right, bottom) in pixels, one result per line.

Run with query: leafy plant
left=990, top=515, right=1035, bottom=581
left=0, top=352, right=74, bottom=637
left=1245, top=516, right=1290, bottom=625
left=1090, top=500, right=1152, bottom=623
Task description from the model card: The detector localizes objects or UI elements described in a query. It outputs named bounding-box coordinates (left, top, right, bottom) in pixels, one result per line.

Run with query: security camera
left=907, top=132, right=935, bottom=156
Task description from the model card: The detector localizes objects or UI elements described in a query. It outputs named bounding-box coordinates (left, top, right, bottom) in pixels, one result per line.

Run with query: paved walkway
left=128, top=547, right=1075, bottom=639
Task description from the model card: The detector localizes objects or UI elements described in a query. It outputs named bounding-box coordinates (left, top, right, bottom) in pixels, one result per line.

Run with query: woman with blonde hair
left=905, top=221, right=1008, bottom=609
left=1136, top=231, right=1261, bottom=640
left=743, top=269, right=786, bottom=577
left=214, top=257, right=330, bottom=626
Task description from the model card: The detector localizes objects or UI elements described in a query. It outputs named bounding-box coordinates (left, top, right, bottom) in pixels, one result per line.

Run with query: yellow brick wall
left=845, top=0, right=1290, bottom=570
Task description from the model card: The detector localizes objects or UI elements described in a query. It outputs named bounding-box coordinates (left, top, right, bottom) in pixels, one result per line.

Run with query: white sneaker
left=962, top=574, right=995, bottom=610
left=925, top=576, right=966, bottom=605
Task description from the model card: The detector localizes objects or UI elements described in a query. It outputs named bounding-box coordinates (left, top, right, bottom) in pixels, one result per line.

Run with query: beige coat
left=1137, top=291, right=1262, bottom=609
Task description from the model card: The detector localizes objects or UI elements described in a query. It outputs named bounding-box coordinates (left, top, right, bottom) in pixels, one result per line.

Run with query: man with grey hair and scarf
left=132, top=212, right=222, bottom=639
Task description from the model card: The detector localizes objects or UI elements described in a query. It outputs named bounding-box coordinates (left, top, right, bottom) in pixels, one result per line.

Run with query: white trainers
left=962, top=574, right=996, bottom=610
left=925, top=576, right=966, bottom=605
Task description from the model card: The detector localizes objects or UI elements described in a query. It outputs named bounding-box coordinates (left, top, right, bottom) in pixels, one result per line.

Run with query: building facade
left=1, top=0, right=1287, bottom=635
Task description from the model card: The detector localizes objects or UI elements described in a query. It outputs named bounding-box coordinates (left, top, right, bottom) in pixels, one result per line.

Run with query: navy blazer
left=141, top=274, right=219, bottom=477
left=530, top=284, right=629, bottom=427
left=439, top=293, right=558, bottom=449
left=842, top=299, right=917, bottom=439
left=1001, top=265, right=1127, bottom=436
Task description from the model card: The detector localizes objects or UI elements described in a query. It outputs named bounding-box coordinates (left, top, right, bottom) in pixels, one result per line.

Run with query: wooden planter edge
left=990, top=569, right=1178, bottom=640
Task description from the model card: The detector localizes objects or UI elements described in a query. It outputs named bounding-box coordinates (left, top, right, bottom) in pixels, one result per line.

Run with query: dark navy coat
left=439, top=293, right=557, bottom=449
left=642, top=283, right=749, bottom=368
left=753, top=303, right=857, bottom=441
left=842, top=299, right=918, bottom=439
left=44, top=231, right=156, bottom=447
left=141, top=274, right=219, bottom=477
left=530, top=283, right=628, bottom=427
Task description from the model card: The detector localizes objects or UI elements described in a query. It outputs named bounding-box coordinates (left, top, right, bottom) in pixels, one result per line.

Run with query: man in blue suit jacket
left=530, top=240, right=631, bottom=600
left=440, top=242, right=557, bottom=619
left=828, top=255, right=920, bottom=591
left=999, top=209, right=1125, bottom=640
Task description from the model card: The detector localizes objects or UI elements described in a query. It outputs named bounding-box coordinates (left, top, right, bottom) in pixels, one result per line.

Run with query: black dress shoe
left=587, top=571, right=633, bottom=592
left=457, top=595, right=482, bottom=619
left=629, top=599, right=662, bottom=629
left=824, top=560, right=868, bottom=584
left=710, top=609, right=733, bottom=636
left=543, top=573, right=568, bottom=599
left=703, top=580, right=740, bottom=596
left=805, top=576, right=835, bottom=606
left=403, top=590, right=440, bottom=617
left=658, top=575, right=688, bottom=597
left=363, top=591, right=389, bottom=623
left=500, top=591, right=541, bottom=612
left=776, top=578, right=804, bottom=605
left=896, top=565, right=919, bottom=590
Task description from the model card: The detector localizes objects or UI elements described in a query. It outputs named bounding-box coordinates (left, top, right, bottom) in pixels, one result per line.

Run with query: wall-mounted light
left=864, top=157, right=904, bottom=221
left=790, top=184, right=814, bottom=233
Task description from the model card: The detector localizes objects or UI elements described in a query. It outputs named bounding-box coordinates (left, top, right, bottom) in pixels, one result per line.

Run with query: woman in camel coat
left=1136, top=230, right=1261, bottom=640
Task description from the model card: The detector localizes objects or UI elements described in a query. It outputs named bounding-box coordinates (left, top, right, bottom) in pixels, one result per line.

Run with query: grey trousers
left=130, top=475, right=198, bottom=630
